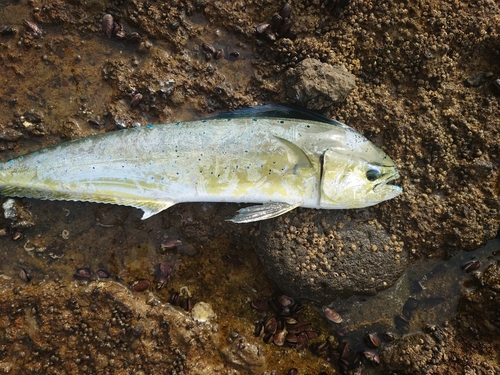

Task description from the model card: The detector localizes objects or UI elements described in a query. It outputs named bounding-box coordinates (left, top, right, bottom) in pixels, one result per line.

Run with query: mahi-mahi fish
left=0, top=105, right=402, bottom=223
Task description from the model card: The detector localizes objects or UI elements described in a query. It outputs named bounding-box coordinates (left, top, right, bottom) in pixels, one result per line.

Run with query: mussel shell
left=462, top=260, right=481, bottom=273
left=95, top=269, right=111, bottom=279
left=364, top=332, right=380, bottom=348
left=285, top=333, right=298, bottom=344
left=295, top=331, right=309, bottom=350
left=270, top=14, right=283, bottom=32
left=278, top=18, right=293, bottom=36
left=73, top=267, right=91, bottom=280
left=277, top=294, right=294, bottom=307
left=102, top=14, right=114, bottom=38
left=250, top=299, right=269, bottom=311
left=126, top=32, right=142, bottom=44
left=201, top=42, right=216, bottom=55
left=279, top=3, right=293, bottom=18
left=256, top=23, right=270, bottom=34
left=363, top=349, right=380, bottom=364
left=130, top=93, right=143, bottom=107
left=264, top=317, right=278, bottom=334
left=382, top=331, right=396, bottom=342
left=115, top=29, right=127, bottom=40
left=18, top=268, right=31, bottom=283
left=214, top=49, right=224, bottom=59
left=253, top=321, right=264, bottom=337
left=159, top=262, right=173, bottom=277
left=323, top=306, right=342, bottom=323
left=170, top=291, right=180, bottom=305
left=131, top=279, right=150, bottom=292
left=273, top=329, right=287, bottom=346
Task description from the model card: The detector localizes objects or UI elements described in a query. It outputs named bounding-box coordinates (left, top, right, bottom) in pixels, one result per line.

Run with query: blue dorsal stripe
left=210, top=103, right=344, bottom=126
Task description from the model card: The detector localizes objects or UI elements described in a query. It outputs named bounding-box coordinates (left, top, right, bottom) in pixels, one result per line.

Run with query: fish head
left=320, top=148, right=402, bottom=208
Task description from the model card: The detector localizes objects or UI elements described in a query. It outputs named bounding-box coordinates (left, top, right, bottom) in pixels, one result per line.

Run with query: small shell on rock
left=323, top=306, right=342, bottom=323
left=131, top=279, right=150, bottom=292
left=130, top=92, right=143, bottom=107
left=23, top=20, right=41, bottom=36
left=126, top=32, right=142, bottom=44
left=159, top=262, right=173, bottom=277
left=382, top=331, right=396, bottom=342
left=18, top=268, right=31, bottom=283
left=74, top=267, right=91, bottom=280
left=279, top=3, right=292, bottom=18
left=115, top=29, right=127, bottom=41
left=277, top=294, right=294, bottom=307
left=201, top=42, right=216, bottom=55
left=273, top=329, right=287, bottom=346
left=256, top=23, right=270, bottom=34
left=264, top=316, right=278, bottom=334
left=214, top=49, right=224, bottom=59
left=270, top=14, right=283, bottom=32
left=363, top=349, right=380, bottom=364
left=278, top=18, right=293, bottom=36
left=462, top=260, right=481, bottom=273
left=364, top=332, right=380, bottom=348
left=102, top=14, right=114, bottom=38
left=95, top=269, right=111, bottom=279
left=251, top=299, right=269, bottom=311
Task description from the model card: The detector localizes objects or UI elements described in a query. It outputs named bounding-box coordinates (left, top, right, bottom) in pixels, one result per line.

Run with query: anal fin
left=228, top=202, right=299, bottom=223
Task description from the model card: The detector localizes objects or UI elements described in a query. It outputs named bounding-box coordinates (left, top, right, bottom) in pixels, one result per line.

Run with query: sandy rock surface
left=254, top=209, right=408, bottom=302
left=0, top=0, right=499, bottom=374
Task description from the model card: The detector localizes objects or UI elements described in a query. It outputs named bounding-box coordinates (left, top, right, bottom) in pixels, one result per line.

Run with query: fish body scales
left=0, top=104, right=402, bottom=222
left=0, top=118, right=327, bottom=217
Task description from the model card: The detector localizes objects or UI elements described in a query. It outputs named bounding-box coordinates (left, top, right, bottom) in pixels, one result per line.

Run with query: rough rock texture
left=379, top=261, right=500, bottom=375
left=0, top=0, right=499, bottom=373
left=0, top=279, right=265, bottom=375
left=284, top=58, right=356, bottom=110
left=254, top=209, right=408, bottom=302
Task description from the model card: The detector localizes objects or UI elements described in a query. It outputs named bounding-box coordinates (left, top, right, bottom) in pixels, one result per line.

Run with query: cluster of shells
left=72, top=261, right=173, bottom=293
left=312, top=330, right=395, bottom=374
left=256, top=3, right=295, bottom=42
left=102, top=14, right=142, bottom=44
left=251, top=295, right=318, bottom=350
left=200, top=42, right=240, bottom=61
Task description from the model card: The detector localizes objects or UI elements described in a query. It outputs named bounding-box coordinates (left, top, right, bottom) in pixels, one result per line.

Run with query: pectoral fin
left=228, top=202, right=299, bottom=223
left=137, top=201, right=176, bottom=219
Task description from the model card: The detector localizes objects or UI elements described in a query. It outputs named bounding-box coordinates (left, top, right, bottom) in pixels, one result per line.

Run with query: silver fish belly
left=0, top=106, right=402, bottom=222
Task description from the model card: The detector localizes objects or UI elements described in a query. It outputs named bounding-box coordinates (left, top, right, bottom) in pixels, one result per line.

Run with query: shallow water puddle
left=321, top=238, right=500, bottom=368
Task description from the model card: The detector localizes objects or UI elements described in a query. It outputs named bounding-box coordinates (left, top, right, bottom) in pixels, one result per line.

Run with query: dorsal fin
left=211, top=104, right=345, bottom=127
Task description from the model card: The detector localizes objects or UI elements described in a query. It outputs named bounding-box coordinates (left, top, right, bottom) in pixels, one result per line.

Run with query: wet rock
left=220, top=337, right=265, bottom=373
left=480, top=261, right=500, bottom=292
left=2, top=198, right=36, bottom=229
left=0, top=128, right=23, bottom=141
left=253, top=210, right=408, bottom=302
left=380, top=331, right=441, bottom=373
left=0, top=279, right=262, bottom=374
left=284, top=58, right=356, bottom=110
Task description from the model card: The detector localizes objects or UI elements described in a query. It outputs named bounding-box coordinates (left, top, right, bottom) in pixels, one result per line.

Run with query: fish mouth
left=373, top=167, right=401, bottom=193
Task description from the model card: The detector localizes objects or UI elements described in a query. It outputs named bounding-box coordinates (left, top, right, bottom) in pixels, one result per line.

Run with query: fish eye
left=366, top=166, right=382, bottom=181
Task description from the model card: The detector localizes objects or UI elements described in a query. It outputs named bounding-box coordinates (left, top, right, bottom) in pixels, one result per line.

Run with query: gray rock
left=253, top=209, right=408, bottom=303
left=284, top=58, right=356, bottom=110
